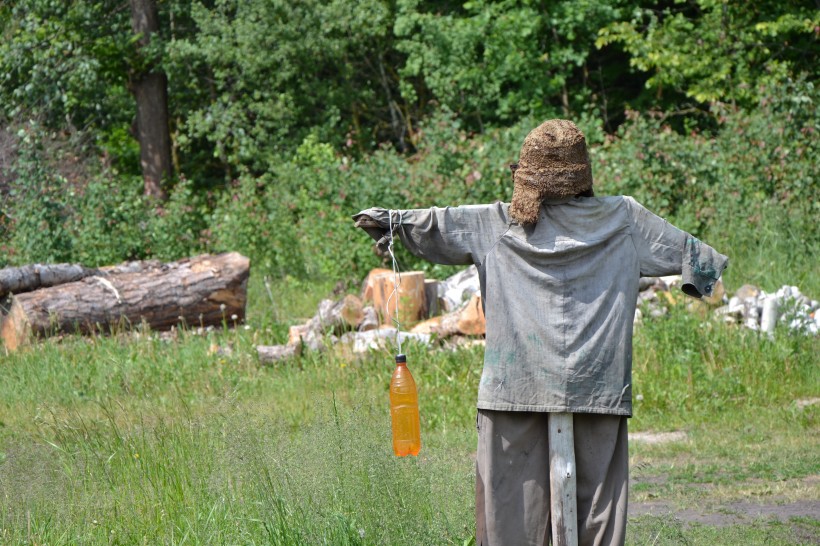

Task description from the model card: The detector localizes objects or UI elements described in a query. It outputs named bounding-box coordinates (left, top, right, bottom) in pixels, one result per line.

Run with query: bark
left=257, top=344, right=301, bottom=365
left=286, top=295, right=366, bottom=352
left=316, top=295, right=365, bottom=333
left=0, top=263, right=100, bottom=298
left=358, top=306, right=379, bottom=332
left=409, top=293, right=485, bottom=337
left=423, top=279, right=440, bottom=318
left=370, top=271, right=427, bottom=326
left=1, top=253, right=249, bottom=351
left=130, top=0, right=172, bottom=200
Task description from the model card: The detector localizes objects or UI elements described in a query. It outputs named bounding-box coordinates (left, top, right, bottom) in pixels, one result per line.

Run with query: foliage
left=208, top=173, right=303, bottom=276
left=143, top=176, right=210, bottom=261
left=1, top=0, right=816, bottom=187
left=596, top=1, right=819, bottom=106
left=395, top=0, right=630, bottom=130
left=168, top=0, right=403, bottom=176
left=0, top=276, right=817, bottom=543
left=0, top=122, right=209, bottom=268
left=1, top=122, right=75, bottom=265
left=0, top=0, right=132, bottom=131
left=0, top=1, right=817, bottom=295
left=592, top=77, right=819, bottom=292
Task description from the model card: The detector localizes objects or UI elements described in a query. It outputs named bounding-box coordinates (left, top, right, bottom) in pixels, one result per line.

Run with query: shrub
left=2, top=122, right=75, bottom=265
left=593, top=77, right=818, bottom=293
left=1, top=81, right=815, bottom=297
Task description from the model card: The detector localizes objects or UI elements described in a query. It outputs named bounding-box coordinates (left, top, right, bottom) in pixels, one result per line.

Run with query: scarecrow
left=354, top=119, right=728, bottom=546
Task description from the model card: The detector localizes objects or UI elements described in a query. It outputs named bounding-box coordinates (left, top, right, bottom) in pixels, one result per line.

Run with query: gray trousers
left=476, top=410, right=628, bottom=546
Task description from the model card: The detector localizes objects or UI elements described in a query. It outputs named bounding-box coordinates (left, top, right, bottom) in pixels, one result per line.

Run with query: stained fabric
left=354, top=196, right=728, bottom=415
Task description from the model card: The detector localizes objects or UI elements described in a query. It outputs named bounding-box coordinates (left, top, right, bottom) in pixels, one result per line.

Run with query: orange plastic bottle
left=389, top=353, right=421, bottom=457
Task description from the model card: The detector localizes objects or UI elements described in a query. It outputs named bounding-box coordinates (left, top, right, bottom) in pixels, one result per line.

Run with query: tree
left=596, top=1, right=819, bottom=107
left=394, top=0, right=632, bottom=132
left=129, top=0, right=173, bottom=200
left=0, top=0, right=184, bottom=197
left=168, top=0, right=407, bottom=176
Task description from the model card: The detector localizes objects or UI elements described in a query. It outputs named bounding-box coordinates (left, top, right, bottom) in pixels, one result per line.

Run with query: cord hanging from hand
left=386, top=209, right=403, bottom=354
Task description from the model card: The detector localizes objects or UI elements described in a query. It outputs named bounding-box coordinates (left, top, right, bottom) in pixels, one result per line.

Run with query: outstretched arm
left=353, top=204, right=510, bottom=266
left=624, top=197, right=728, bottom=299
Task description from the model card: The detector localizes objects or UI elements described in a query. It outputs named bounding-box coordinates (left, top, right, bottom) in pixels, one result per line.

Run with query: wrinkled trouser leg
left=476, top=410, right=628, bottom=546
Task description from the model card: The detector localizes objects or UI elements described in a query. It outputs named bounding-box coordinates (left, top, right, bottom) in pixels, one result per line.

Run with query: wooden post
left=549, top=412, right=578, bottom=546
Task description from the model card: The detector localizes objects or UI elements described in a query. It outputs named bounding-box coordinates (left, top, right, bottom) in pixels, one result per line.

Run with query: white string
left=386, top=209, right=403, bottom=354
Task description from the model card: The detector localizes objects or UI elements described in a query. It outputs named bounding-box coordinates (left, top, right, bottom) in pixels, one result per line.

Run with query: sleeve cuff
left=681, top=236, right=729, bottom=299
left=352, top=208, right=390, bottom=226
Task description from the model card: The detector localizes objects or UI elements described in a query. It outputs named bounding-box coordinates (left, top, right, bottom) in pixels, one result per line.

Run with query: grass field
left=1, top=276, right=818, bottom=545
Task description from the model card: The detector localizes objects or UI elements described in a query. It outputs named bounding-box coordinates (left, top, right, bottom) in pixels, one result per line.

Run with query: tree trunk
left=130, top=0, right=172, bottom=200
left=1, top=253, right=249, bottom=351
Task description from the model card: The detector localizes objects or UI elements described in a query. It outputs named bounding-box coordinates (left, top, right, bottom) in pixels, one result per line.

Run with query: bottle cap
left=395, top=353, right=407, bottom=363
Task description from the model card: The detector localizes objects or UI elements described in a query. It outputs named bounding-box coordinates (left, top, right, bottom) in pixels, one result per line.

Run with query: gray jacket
left=355, top=196, right=728, bottom=415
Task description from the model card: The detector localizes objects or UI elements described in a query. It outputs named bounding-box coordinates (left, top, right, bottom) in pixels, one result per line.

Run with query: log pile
left=262, top=265, right=819, bottom=365
left=1, top=253, right=250, bottom=351
left=256, top=267, right=486, bottom=364
left=258, top=293, right=381, bottom=364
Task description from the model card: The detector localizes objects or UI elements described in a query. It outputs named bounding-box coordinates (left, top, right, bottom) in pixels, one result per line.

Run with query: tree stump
left=370, top=271, right=426, bottom=327
left=1, top=253, right=250, bottom=350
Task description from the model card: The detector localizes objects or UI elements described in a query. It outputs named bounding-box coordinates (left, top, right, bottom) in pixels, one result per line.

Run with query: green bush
left=63, top=174, right=146, bottom=266
left=208, top=173, right=303, bottom=277
left=1, top=123, right=208, bottom=268
left=2, top=123, right=75, bottom=266
left=593, top=78, right=818, bottom=293
left=143, top=177, right=209, bottom=261
left=2, top=82, right=816, bottom=298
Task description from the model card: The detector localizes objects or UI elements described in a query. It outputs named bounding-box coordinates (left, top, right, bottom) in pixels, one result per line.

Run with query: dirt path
left=630, top=499, right=820, bottom=526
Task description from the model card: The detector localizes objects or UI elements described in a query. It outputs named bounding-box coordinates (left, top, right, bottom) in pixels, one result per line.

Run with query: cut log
left=702, top=277, right=726, bottom=306
left=101, top=260, right=163, bottom=275
left=439, top=265, right=480, bottom=312
left=434, top=311, right=461, bottom=337
left=285, top=295, right=365, bottom=352
left=257, top=343, right=301, bottom=364
left=424, top=279, right=440, bottom=318
left=410, top=316, right=443, bottom=335
left=456, top=293, right=486, bottom=336
left=288, top=322, right=313, bottom=346
left=0, top=263, right=100, bottom=298
left=317, top=295, right=364, bottom=332
left=361, top=268, right=393, bottom=302
left=411, top=293, right=486, bottom=338
left=359, top=306, right=379, bottom=332
left=370, top=271, right=426, bottom=326
left=1, top=253, right=249, bottom=351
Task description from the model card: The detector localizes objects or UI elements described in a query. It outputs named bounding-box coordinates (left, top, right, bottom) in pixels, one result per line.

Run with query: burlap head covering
left=509, top=119, right=593, bottom=225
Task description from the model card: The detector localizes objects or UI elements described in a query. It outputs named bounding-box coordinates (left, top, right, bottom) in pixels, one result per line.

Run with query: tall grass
left=0, top=276, right=817, bottom=544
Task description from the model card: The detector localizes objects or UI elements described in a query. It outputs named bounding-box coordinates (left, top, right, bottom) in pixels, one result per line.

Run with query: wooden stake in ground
left=1, top=253, right=249, bottom=351
left=549, top=412, right=578, bottom=546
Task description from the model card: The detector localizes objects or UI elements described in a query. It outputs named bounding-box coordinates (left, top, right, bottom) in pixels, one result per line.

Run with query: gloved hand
left=352, top=212, right=391, bottom=255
